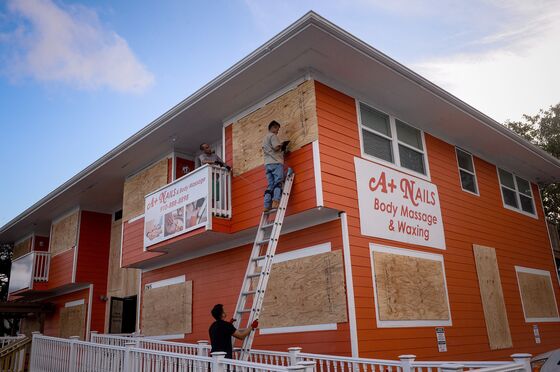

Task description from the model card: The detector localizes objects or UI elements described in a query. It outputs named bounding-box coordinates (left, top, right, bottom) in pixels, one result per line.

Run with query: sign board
left=354, top=157, right=446, bottom=249
left=533, top=324, right=541, bottom=344
left=435, top=327, right=447, bottom=352
left=144, top=167, right=210, bottom=248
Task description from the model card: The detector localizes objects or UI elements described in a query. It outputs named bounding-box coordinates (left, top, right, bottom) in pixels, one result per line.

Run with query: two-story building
left=2, top=12, right=560, bottom=360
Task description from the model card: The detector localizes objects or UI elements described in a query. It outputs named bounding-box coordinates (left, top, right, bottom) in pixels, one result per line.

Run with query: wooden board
left=232, top=80, right=318, bottom=175
left=373, top=251, right=450, bottom=321
left=20, top=315, right=41, bottom=336
left=50, top=211, right=79, bottom=256
left=473, top=245, right=513, bottom=350
left=13, top=237, right=32, bottom=260
left=142, top=281, right=192, bottom=336
left=59, top=304, right=85, bottom=339
left=123, top=159, right=169, bottom=221
left=517, top=271, right=559, bottom=319
left=259, top=250, right=347, bottom=328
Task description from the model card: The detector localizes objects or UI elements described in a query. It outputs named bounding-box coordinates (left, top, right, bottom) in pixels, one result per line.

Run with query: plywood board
left=20, top=315, right=41, bottom=336
left=517, top=271, right=559, bottom=319
left=473, top=245, right=513, bottom=350
left=50, top=211, right=79, bottom=256
left=373, top=251, right=450, bottom=321
left=232, top=80, right=318, bottom=175
left=123, top=159, right=168, bottom=221
left=259, top=251, right=347, bottom=328
left=59, top=304, right=85, bottom=339
left=142, top=281, right=192, bottom=336
left=13, top=237, right=32, bottom=260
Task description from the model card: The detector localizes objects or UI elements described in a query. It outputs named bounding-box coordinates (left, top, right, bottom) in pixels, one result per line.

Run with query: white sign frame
left=143, top=165, right=211, bottom=248
left=355, top=157, right=446, bottom=249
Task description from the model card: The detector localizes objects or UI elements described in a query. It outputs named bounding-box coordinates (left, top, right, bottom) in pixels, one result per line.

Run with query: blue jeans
left=264, top=163, right=284, bottom=208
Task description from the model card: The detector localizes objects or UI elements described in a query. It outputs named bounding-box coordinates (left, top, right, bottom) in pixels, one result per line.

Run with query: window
left=359, top=102, right=427, bottom=176
left=455, top=148, right=478, bottom=195
left=498, top=168, right=536, bottom=216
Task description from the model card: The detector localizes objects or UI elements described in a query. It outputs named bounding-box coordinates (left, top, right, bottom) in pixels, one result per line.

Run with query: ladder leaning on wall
left=232, top=168, right=295, bottom=360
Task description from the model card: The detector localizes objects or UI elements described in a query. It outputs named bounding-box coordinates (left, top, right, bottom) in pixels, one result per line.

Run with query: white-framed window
left=455, top=148, right=479, bottom=195
left=357, top=102, right=428, bottom=177
left=497, top=168, right=536, bottom=217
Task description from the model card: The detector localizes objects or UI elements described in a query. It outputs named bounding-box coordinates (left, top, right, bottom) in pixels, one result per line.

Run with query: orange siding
left=43, top=248, right=75, bottom=290
left=43, top=288, right=89, bottom=338
left=122, top=218, right=164, bottom=267
left=75, top=211, right=112, bottom=334
left=315, top=81, right=560, bottom=359
left=141, top=220, right=352, bottom=355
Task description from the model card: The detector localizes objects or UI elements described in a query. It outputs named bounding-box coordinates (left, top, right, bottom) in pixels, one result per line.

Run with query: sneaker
left=271, top=200, right=280, bottom=209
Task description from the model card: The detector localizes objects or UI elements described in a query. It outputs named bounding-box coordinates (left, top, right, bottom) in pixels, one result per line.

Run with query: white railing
left=88, top=334, right=531, bottom=372
left=31, top=333, right=313, bottom=372
left=33, top=251, right=51, bottom=282
left=0, top=335, right=25, bottom=349
left=210, top=165, right=232, bottom=218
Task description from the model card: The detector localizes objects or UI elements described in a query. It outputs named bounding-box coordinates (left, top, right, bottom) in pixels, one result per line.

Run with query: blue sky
left=1, top=0, right=559, bottom=227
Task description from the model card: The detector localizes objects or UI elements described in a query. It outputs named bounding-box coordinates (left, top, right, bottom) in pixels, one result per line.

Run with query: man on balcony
left=198, top=143, right=225, bottom=167
left=209, top=304, right=258, bottom=359
left=262, top=120, right=288, bottom=211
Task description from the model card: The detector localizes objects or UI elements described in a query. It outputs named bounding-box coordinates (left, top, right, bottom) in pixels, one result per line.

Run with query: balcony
left=8, top=251, right=51, bottom=294
left=143, top=164, right=231, bottom=249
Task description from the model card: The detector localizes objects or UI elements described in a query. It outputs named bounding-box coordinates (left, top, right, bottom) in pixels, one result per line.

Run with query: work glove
left=229, top=318, right=235, bottom=324
left=251, top=319, right=259, bottom=329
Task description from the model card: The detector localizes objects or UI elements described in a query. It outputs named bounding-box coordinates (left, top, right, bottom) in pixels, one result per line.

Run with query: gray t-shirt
left=263, top=132, right=283, bottom=165
left=198, top=152, right=222, bottom=166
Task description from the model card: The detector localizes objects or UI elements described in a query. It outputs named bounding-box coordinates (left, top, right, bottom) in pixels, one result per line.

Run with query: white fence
left=87, top=333, right=531, bottom=372
left=31, top=333, right=313, bottom=372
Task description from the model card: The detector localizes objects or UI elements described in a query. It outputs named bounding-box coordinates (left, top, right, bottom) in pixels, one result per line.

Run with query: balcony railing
left=210, top=165, right=232, bottom=218
left=33, top=251, right=51, bottom=282
left=8, top=251, right=51, bottom=294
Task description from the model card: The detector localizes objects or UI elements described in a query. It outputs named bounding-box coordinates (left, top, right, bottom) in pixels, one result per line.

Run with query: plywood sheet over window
left=371, top=245, right=451, bottom=327
left=123, top=159, right=169, bottom=221
left=59, top=304, right=85, bottom=339
left=142, top=280, right=192, bottom=336
left=473, top=245, right=513, bottom=350
left=232, top=80, right=318, bottom=176
left=259, top=250, right=347, bottom=328
left=13, top=236, right=32, bottom=260
left=50, top=210, right=79, bottom=256
left=516, top=266, right=560, bottom=322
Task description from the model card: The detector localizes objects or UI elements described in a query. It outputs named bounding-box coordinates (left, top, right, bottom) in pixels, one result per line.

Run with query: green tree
left=506, top=103, right=560, bottom=224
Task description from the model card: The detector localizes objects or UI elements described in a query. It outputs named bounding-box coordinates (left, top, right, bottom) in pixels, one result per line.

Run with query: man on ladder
left=263, top=120, right=289, bottom=211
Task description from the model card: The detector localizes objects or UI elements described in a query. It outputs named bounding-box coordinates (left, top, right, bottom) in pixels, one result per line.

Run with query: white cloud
left=3, top=0, right=154, bottom=93
left=413, top=1, right=560, bottom=122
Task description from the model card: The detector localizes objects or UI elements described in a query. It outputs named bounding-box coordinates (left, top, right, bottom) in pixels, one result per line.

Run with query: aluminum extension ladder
left=233, top=168, right=295, bottom=360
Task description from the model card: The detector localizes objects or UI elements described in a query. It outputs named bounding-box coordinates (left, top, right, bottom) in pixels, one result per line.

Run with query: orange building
left=2, top=12, right=560, bottom=361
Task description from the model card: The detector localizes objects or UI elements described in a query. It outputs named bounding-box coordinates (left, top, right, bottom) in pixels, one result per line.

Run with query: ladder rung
left=263, top=208, right=277, bottom=215
left=237, top=309, right=252, bottom=314
left=242, top=290, right=256, bottom=296
left=261, top=222, right=275, bottom=229
left=247, top=273, right=262, bottom=278
left=256, top=239, right=270, bottom=246
left=251, top=256, right=266, bottom=262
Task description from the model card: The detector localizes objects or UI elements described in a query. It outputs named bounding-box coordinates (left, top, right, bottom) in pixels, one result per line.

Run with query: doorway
left=109, top=295, right=137, bottom=334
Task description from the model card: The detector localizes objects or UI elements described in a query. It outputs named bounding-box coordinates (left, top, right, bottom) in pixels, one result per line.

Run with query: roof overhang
left=2, top=11, right=559, bottom=241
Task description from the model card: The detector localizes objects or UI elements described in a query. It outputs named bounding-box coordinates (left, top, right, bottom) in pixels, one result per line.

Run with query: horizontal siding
left=315, top=81, right=560, bottom=360
left=141, top=220, right=352, bottom=355
left=122, top=218, right=165, bottom=267
left=46, top=248, right=75, bottom=289
left=76, top=211, right=112, bottom=334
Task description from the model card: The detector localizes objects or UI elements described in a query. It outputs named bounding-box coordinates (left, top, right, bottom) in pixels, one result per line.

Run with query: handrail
left=0, top=336, right=30, bottom=372
left=88, top=333, right=531, bottom=372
